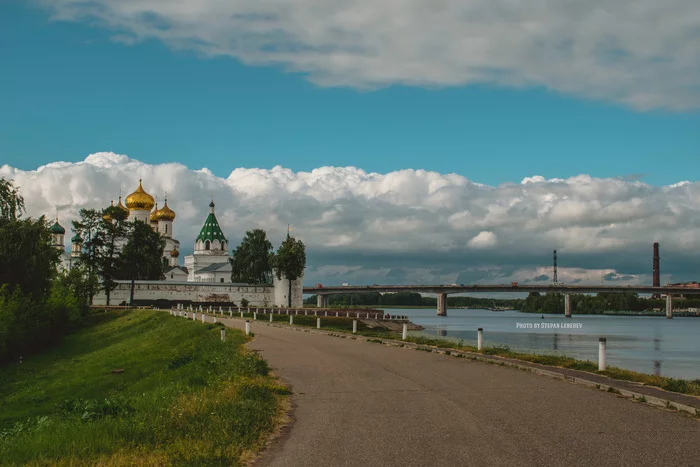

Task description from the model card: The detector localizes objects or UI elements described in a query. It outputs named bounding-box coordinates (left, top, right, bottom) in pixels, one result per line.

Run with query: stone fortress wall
left=94, top=275, right=303, bottom=308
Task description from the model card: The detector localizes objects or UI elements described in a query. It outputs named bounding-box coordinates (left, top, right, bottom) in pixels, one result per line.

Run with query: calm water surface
left=384, top=308, right=700, bottom=380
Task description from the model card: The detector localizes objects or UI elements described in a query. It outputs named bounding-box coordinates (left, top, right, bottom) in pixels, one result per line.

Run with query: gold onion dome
left=116, top=196, right=129, bottom=214
left=125, top=180, right=155, bottom=211
left=170, top=248, right=180, bottom=258
left=154, top=199, right=176, bottom=221
left=150, top=202, right=160, bottom=222
left=102, top=200, right=115, bottom=221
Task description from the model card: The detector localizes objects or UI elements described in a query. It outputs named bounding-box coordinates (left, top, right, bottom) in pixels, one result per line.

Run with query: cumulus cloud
left=2, top=152, right=700, bottom=287
left=37, top=0, right=700, bottom=110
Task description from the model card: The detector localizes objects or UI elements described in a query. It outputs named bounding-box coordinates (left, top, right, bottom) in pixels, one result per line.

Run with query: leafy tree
left=272, top=235, right=306, bottom=308
left=119, top=220, right=166, bottom=305
left=72, top=209, right=102, bottom=304
left=229, top=229, right=274, bottom=284
left=94, top=205, right=130, bottom=305
left=0, top=216, right=60, bottom=299
left=0, top=177, right=25, bottom=220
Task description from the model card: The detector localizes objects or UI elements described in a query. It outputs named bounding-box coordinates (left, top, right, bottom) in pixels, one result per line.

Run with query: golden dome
left=150, top=202, right=159, bottom=222
left=102, top=200, right=114, bottom=221
left=116, top=196, right=129, bottom=214
left=153, top=199, right=176, bottom=221
left=170, top=248, right=180, bottom=257
left=125, top=180, right=155, bottom=211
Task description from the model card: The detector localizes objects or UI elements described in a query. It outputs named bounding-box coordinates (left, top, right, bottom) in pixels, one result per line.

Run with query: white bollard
left=270, top=313, right=273, bottom=323
left=229, top=309, right=232, bottom=317
left=220, top=329, right=226, bottom=342
left=305, top=310, right=308, bottom=316
left=325, top=311, right=328, bottom=317
left=202, top=313, right=206, bottom=323
left=245, top=320, right=251, bottom=336
left=317, top=317, right=321, bottom=329
left=240, top=311, right=244, bottom=318
left=192, top=312, right=196, bottom=321
left=402, top=322, right=408, bottom=340
left=213, top=317, right=217, bottom=323
left=477, top=328, right=483, bottom=351
left=598, top=338, right=607, bottom=371
left=353, top=320, right=357, bottom=334
left=253, top=312, right=257, bottom=320
left=290, top=315, right=294, bottom=325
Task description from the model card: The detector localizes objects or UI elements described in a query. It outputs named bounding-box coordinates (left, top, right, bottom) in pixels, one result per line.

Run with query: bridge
left=304, top=284, right=700, bottom=318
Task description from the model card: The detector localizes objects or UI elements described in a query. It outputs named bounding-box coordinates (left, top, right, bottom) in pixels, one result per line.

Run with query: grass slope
left=0, top=310, right=288, bottom=465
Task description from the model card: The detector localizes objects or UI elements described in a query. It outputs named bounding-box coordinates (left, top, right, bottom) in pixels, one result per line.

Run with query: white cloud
left=3, top=151, right=700, bottom=286
left=38, top=0, right=700, bottom=110
left=468, top=231, right=497, bottom=249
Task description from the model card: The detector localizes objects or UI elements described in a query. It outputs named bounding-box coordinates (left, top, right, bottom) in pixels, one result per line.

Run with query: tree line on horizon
left=302, top=290, right=696, bottom=314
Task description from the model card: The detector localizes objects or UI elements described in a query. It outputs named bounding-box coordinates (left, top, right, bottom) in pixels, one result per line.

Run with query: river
left=384, top=308, right=700, bottom=380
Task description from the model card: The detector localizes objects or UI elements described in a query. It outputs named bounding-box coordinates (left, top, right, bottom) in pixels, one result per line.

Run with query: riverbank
left=0, top=309, right=287, bottom=465
left=239, top=310, right=700, bottom=398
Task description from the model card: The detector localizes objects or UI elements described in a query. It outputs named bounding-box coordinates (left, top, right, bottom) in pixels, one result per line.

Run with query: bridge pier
left=437, top=293, right=447, bottom=317
left=666, top=295, right=673, bottom=319
left=317, top=294, right=329, bottom=308
left=564, top=294, right=572, bottom=318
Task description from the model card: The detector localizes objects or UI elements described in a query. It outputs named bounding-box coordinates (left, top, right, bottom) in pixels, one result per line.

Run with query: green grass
left=0, top=309, right=289, bottom=466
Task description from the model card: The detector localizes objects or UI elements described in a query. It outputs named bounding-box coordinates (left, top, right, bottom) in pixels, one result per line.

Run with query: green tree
left=94, top=205, right=130, bottom=306
left=0, top=177, right=25, bottom=220
left=272, top=235, right=306, bottom=308
left=229, top=229, right=274, bottom=284
left=72, top=209, right=102, bottom=304
left=0, top=216, right=60, bottom=299
left=119, top=220, right=166, bottom=305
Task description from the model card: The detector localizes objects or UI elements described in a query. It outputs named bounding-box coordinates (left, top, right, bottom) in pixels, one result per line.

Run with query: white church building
left=79, top=180, right=304, bottom=307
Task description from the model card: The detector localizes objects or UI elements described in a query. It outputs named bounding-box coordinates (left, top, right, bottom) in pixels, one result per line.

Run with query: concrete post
left=317, top=317, right=321, bottom=329
left=353, top=320, right=357, bottom=334
left=245, top=321, right=250, bottom=336
left=564, top=294, right=572, bottom=318
left=598, top=338, right=607, bottom=371
left=477, top=328, right=483, bottom=351
left=290, top=315, right=294, bottom=325
left=229, top=309, right=232, bottom=317
left=666, top=295, right=673, bottom=319
left=437, top=293, right=448, bottom=317
left=220, top=329, right=226, bottom=342
left=192, top=312, right=196, bottom=321
left=317, top=295, right=328, bottom=308
left=305, top=310, right=308, bottom=316
left=270, top=313, right=273, bottom=323
left=402, top=323, right=408, bottom=340
left=202, top=313, right=206, bottom=323
left=253, top=312, right=257, bottom=320
left=240, top=310, right=244, bottom=318
left=325, top=311, right=328, bottom=317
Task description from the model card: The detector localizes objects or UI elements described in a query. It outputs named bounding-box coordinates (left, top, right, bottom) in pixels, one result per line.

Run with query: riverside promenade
left=216, top=317, right=699, bottom=466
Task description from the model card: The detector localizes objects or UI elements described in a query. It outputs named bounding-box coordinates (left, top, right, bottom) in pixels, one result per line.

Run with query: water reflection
left=388, top=308, right=700, bottom=379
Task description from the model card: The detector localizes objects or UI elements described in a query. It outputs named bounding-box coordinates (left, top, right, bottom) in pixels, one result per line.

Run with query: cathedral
left=54, top=179, right=306, bottom=307
left=50, top=180, right=236, bottom=283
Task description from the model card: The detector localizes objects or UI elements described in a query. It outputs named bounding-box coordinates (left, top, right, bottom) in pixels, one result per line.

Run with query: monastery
left=49, top=180, right=303, bottom=307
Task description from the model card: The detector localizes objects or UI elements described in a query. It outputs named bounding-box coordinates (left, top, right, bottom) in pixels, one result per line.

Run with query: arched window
left=205, top=240, right=210, bottom=250
left=171, top=273, right=174, bottom=279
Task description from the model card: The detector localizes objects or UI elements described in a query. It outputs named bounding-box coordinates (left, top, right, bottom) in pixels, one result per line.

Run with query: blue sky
left=1, top=1, right=698, bottom=187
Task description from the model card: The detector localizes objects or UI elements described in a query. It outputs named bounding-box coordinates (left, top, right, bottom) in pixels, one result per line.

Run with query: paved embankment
left=215, top=317, right=699, bottom=467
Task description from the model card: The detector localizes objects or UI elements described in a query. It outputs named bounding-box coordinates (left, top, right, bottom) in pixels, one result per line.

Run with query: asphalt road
left=222, top=319, right=700, bottom=467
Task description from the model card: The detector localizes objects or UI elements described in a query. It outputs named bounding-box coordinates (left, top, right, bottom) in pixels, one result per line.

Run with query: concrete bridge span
left=305, top=284, right=700, bottom=318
